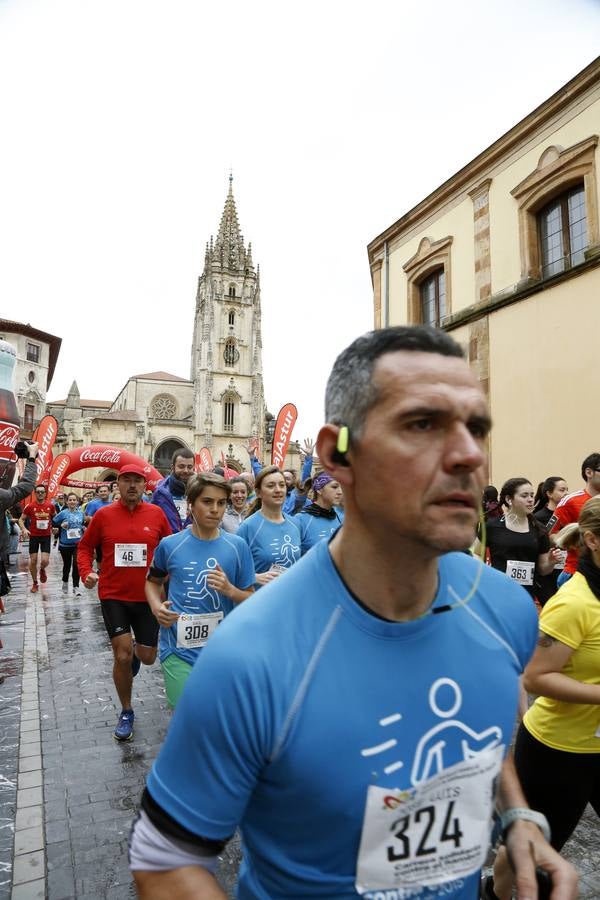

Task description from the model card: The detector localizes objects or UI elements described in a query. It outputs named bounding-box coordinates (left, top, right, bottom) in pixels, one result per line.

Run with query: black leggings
left=59, top=547, right=80, bottom=587
left=515, top=723, right=600, bottom=850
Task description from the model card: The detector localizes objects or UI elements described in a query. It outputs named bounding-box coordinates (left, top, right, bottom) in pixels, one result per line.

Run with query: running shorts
left=29, top=537, right=51, bottom=554
left=161, top=654, right=194, bottom=709
left=101, top=599, right=159, bottom=647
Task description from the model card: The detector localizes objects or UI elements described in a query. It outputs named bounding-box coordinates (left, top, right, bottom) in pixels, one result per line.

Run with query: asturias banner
left=32, top=415, right=58, bottom=484
left=271, top=403, right=298, bottom=468
left=46, top=453, right=72, bottom=500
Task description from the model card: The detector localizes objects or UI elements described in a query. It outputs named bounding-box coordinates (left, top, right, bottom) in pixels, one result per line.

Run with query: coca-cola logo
left=80, top=448, right=122, bottom=464
left=0, top=422, right=19, bottom=455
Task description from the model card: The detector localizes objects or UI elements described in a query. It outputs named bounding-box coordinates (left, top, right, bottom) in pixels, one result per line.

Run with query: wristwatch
left=499, top=808, right=551, bottom=843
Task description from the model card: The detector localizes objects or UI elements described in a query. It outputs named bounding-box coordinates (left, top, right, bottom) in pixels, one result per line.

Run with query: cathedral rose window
left=151, top=394, right=178, bottom=419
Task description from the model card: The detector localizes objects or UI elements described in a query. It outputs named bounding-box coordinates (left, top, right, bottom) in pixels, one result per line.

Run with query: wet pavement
left=0, top=548, right=240, bottom=899
left=0, top=546, right=599, bottom=898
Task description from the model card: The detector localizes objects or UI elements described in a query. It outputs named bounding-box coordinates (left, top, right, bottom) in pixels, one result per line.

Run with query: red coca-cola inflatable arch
left=46, top=446, right=163, bottom=500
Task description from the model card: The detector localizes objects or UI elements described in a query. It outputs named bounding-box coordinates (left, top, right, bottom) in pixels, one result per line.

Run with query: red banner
left=31, top=415, right=58, bottom=484
left=196, top=448, right=213, bottom=472
left=45, top=445, right=163, bottom=499
left=46, top=453, right=72, bottom=500
left=271, top=403, right=298, bottom=468
left=38, top=459, right=54, bottom=485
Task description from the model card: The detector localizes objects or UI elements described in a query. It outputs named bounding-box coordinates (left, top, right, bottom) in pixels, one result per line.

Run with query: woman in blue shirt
left=53, top=493, right=85, bottom=595
left=237, top=466, right=301, bottom=588
left=295, top=473, right=344, bottom=555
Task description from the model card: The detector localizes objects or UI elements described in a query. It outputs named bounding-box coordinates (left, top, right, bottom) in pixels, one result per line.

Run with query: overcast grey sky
left=1, top=0, right=599, bottom=440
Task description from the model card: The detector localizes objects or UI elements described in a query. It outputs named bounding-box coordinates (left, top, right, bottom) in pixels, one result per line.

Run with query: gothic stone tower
left=191, top=177, right=265, bottom=469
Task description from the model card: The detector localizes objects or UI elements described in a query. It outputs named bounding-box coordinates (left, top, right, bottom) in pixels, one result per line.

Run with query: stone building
left=47, top=179, right=299, bottom=482
left=0, top=319, right=61, bottom=437
left=367, top=57, right=600, bottom=490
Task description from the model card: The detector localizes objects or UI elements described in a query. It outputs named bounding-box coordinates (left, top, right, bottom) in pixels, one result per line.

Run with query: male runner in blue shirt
left=130, top=326, right=577, bottom=900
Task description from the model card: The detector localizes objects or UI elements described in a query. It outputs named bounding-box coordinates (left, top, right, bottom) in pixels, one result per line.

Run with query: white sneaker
left=61, top=582, right=69, bottom=593
left=75, top=588, right=81, bottom=596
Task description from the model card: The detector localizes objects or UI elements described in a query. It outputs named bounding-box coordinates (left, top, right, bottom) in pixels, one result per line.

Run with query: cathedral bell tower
left=191, top=176, right=265, bottom=468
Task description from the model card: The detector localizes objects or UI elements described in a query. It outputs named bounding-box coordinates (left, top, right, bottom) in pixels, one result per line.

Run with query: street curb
left=11, top=595, right=48, bottom=899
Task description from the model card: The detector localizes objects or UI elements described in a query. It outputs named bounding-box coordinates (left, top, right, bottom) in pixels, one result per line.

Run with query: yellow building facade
left=368, top=57, right=600, bottom=491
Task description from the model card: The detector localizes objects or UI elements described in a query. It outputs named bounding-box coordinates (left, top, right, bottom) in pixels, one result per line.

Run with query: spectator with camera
left=0, top=440, right=39, bottom=611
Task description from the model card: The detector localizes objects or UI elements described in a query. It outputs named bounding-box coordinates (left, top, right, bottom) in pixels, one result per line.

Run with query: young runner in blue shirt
left=145, top=473, right=255, bottom=708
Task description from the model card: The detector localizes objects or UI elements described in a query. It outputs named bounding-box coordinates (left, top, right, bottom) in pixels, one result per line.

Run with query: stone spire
left=213, top=174, right=246, bottom=272
left=245, top=241, right=254, bottom=272
left=66, top=380, right=80, bottom=409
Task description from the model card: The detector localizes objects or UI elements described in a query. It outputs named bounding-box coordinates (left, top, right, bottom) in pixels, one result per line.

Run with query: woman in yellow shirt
left=484, top=496, right=600, bottom=900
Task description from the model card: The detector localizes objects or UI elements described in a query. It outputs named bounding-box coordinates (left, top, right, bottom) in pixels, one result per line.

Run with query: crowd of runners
left=1, top=324, right=599, bottom=899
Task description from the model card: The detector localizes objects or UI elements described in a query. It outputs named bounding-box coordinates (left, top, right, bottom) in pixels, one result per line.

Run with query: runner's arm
left=224, top=583, right=253, bottom=604
left=523, top=631, right=600, bottom=703
left=300, top=446, right=313, bottom=482
left=206, top=565, right=253, bottom=604
left=17, top=510, right=30, bottom=538
left=131, top=804, right=227, bottom=899
left=145, top=572, right=179, bottom=626
left=134, top=867, right=226, bottom=900
left=496, top=753, right=578, bottom=899
left=244, top=444, right=262, bottom=477
left=536, top=547, right=562, bottom=576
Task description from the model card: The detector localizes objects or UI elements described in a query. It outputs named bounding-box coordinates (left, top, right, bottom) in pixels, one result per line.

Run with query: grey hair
left=324, top=325, right=464, bottom=438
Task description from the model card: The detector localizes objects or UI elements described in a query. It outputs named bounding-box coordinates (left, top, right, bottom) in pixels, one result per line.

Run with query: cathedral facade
left=46, top=180, right=289, bottom=481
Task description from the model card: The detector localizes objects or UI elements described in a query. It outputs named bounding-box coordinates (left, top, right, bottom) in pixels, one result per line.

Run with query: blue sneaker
left=131, top=642, right=141, bottom=677
left=113, top=708, right=134, bottom=742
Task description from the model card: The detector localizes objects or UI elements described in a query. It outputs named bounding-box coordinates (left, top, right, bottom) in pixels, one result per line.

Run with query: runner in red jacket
left=78, top=464, right=171, bottom=742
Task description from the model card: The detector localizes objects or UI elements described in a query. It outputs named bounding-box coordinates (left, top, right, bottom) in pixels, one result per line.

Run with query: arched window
left=223, top=397, right=235, bottom=433
left=538, top=183, right=587, bottom=278
left=510, top=137, right=598, bottom=281
left=419, top=268, right=446, bottom=327
left=228, top=309, right=235, bottom=326
left=228, top=284, right=236, bottom=298
left=403, top=236, right=452, bottom=325
left=224, top=338, right=239, bottom=367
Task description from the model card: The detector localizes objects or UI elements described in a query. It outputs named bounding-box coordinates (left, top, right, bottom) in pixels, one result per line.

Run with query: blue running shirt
left=152, top=528, right=255, bottom=666
left=147, top=542, right=537, bottom=899
left=295, top=509, right=344, bottom=554
left=52, top=508, right=85, bottom=547
left=237, top=512, right=301, bottom=583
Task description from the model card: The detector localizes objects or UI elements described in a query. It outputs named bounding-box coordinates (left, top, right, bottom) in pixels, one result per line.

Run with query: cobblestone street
left=0, top=548, right=598, bottom=898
